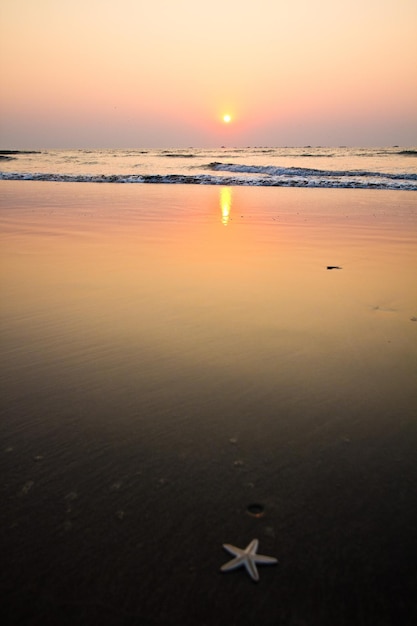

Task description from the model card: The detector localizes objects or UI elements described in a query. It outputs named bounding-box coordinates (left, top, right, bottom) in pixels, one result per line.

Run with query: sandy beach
left=1, top=181, right=416, bottom=626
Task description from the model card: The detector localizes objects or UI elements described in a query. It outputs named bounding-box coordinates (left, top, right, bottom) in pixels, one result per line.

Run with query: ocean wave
left=206, top=162, right=417, bottom=181
left=297, top=152, right=336, bottom=157
left=1, top=170, right=417, bottom=190
left=0, top=150, right=41, bottom=155
left=159, top=152, right=196, bottom=158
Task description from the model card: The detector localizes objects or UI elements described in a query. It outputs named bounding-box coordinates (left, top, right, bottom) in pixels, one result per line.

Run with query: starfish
left=220, top=539, right=278, bottom=582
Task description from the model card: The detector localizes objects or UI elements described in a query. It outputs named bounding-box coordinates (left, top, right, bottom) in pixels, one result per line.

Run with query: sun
left=223, top=114, right=232, bottom=124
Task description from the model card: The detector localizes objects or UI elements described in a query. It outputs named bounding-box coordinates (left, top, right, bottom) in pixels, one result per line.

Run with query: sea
left=1, top=146, right=417, bottom=190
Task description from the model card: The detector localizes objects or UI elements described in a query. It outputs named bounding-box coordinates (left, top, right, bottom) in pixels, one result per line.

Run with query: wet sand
left=1, top=181, right=416, bottom=625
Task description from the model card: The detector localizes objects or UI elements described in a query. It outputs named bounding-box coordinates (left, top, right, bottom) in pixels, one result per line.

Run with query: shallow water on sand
left=1, top=182, right=416, bottom=625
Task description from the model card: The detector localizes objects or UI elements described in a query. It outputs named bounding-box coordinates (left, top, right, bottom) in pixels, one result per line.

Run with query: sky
left=1, top=0, right=416, bottom=148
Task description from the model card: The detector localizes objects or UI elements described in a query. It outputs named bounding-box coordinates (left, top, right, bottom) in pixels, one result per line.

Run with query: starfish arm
left=222, top=543, right=245, bottom=558
left=244, top=558, right=260, bottom=582
left=254, top=554, right=278, bottom=565
left=246, top=539, right=259, bottom=554
left=220, top=556, right=244, bottom=572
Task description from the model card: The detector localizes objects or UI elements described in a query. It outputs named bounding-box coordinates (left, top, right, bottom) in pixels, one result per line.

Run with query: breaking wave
left=159, top=152, right=196, bottom=158
left=1, top=169, right=417, bottom=190
left=207, top=161, right=417, bottom=181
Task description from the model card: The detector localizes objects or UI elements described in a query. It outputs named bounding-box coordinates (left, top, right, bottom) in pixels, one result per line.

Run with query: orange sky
left=1, top=0, right=416, bottom=148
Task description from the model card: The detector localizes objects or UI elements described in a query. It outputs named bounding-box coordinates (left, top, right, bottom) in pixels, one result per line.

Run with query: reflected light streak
left=220, top=187, right=232, bottom=226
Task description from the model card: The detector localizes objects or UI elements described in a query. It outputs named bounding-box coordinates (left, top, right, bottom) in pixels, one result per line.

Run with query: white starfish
left=220, top=539, right=278, bottom=582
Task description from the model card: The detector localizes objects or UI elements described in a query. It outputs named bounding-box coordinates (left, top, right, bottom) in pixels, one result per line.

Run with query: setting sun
left=223, top=114, right=232, bottom=123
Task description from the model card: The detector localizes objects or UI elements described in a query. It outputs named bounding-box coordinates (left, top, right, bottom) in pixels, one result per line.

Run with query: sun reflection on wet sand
left=220, top=186, right=232, bottom=226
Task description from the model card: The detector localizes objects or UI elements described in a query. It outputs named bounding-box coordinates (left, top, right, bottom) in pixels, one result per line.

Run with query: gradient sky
left=1, top=0, right=416, bottom=148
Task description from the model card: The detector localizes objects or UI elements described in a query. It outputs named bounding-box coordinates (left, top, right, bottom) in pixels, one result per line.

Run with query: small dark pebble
left=327, top=266, right=342, bottom=270
left=247, top=503, right=265, bottom=518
